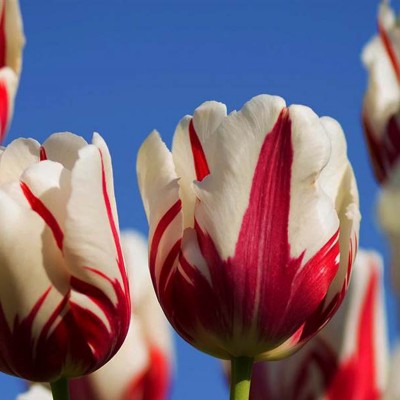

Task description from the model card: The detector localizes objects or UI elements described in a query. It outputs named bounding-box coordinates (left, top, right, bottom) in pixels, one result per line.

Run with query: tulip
left=247, top=249, right=388, bottom=399
left=362, top=0, right=400, bottom=183
left=137, top=94, right=360, bottom=399
left=17, top=385, right=53, bottom=400
left=0, top=0, right=25, bottom=141
left=70, top=231, right=173, bottom=400
left=0, top=132, right=130, bottom=396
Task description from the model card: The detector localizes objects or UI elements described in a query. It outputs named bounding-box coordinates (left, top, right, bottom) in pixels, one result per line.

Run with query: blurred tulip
left=70, top=230, right=173, bottom=400
left=137, top=94, right=360, bottom=362
left=17, top=385, right=52, bottom=400
left=0, top=0, right=25, bottom=141
left=0, top=132, right=130, bottom=382
left=362, top=0, right=400, bottom=183
left=248, top=249, right=388, bottom=399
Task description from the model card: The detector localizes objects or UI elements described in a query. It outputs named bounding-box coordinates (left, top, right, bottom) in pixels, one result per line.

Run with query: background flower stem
left=230, top=356, right=254, bottom=400
left=50, top=377, right=70, bottom=400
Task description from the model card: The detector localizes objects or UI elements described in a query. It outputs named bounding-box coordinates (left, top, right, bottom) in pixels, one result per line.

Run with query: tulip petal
left=137, top=130, right=182, bottom=293
left=0, top=137, right=40, bottom=184
left=19, top=160, right=71, bottom=243
left=64, top=143, right=127, bottom=296
left=172, top=101, right=227, bottom=229
left=42, top=132, right=88, bottom=170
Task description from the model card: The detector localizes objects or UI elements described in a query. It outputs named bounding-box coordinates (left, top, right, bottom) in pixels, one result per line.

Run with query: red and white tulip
left=137, top=94, right=360, bottom=361
left=362, top=0, right=400, bottom=183
left=70, top=231, right=173, bottom=400
left=0, top=0, right=25, bottom=141
left=248, top=249, right=388, bottom=399
left=0, top=132, right=130, bottom=382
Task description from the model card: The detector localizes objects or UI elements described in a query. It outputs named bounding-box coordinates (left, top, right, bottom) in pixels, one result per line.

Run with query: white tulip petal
left=172, top=101, right=227, bottom=229
left=287, top=106, right=339, bottom=262
left=137, top=130, right=182, bottom=292
left=42, top=132, right=88, bottom=170
left=63, top=144, right=126, bottom=300
left=0, top=137, right=39, bottom=184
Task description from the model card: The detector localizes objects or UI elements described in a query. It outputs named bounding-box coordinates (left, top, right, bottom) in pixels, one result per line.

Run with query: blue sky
left=1, top=1, right=392, bottom=399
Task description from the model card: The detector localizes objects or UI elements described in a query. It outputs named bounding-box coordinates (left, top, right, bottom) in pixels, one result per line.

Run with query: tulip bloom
left=0, top=132, right=130, bottom=383
left=248, top=250, right=388, bottom=399
left=70, top=231, right=173, bottom=400
left=137, top=94, right=359, bottom=368
left=0, top=0, right=25, bottom=141
left=362, top=0, right=400, bottom=183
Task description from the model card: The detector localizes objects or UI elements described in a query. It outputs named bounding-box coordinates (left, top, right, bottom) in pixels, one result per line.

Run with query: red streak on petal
left=189, top=119, right=210, bottom=181
left=149, top=200, right=182, bottom=282
left=0, top=80, right=8, bottom=142
left=24, top=287, right=52, bottom=329
left=99, top=150, right=129, bottom=294
left=20, top=181, right=64, bottom=250
left=0, top=4, right=6, bottom=69
left=40, top=146, right=47, bottom=161
left=83, top=266, right=113, bottom=284
left=379, top=21, right=400, bottom=84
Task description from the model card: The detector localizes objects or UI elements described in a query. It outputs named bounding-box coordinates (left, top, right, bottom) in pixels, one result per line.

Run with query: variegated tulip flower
left=247, top=249, right=388, bottom=399
left=0, top=132, right=130, bottom=398
left=0, top=0, right=25, bottom=141
left=137, top=94, right=360, bottom=400
left=17, top=385, right=52, bottom=400
left=362, top=0, right=400, bottom=183
left=70, top=231, right=173, bottom=400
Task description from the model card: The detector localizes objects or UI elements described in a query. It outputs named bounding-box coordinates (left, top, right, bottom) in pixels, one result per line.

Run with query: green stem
left=50, top=377, right=70, bottom=400
left=230, top=356, right=254, bottom=400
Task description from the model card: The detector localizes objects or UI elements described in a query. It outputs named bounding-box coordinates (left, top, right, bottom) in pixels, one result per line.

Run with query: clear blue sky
left=2, top=1, right=393, bottom=399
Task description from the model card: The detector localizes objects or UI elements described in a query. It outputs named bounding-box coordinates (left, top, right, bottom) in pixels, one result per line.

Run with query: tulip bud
left=0, top=132, right=130, bottom=382
left=137, top=94, right=360, bottom=361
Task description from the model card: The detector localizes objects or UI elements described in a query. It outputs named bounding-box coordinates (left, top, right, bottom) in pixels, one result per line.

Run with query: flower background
left=2, top=0, right=392, bottom=399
